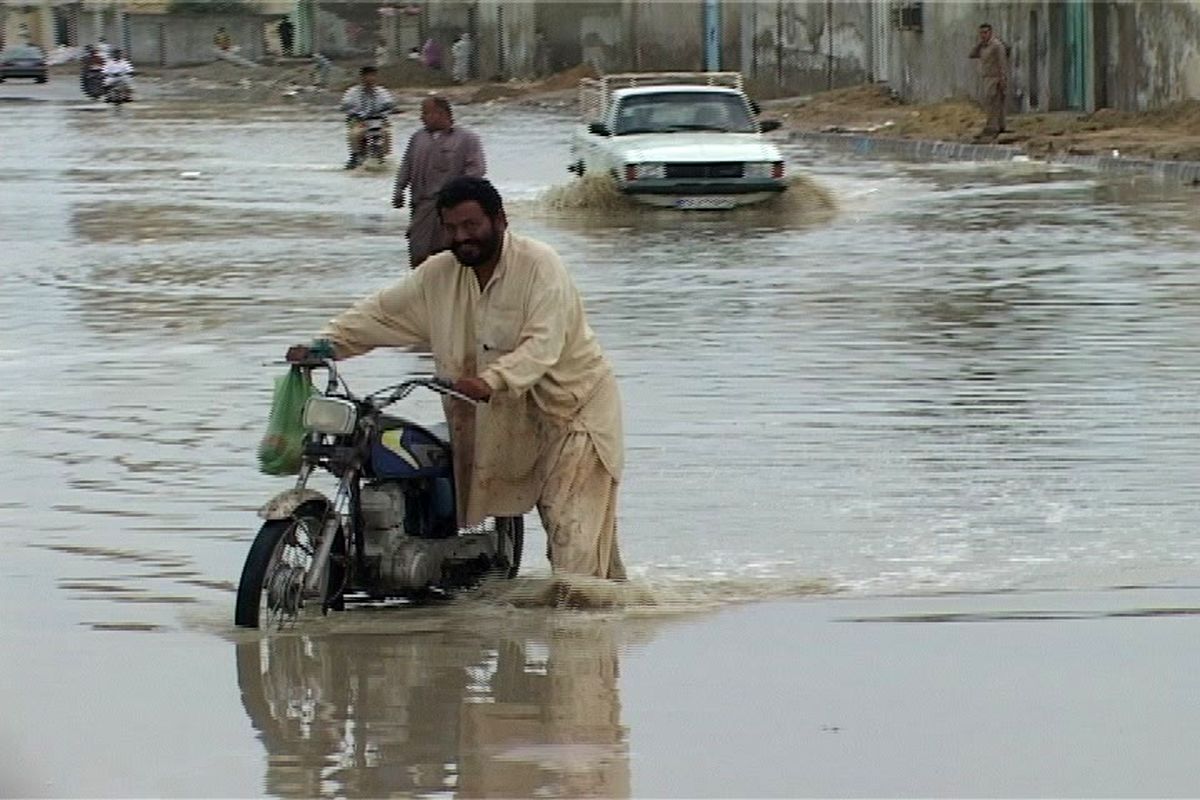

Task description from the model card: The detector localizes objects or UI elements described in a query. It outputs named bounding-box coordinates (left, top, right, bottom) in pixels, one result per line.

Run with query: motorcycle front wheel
left=234, top=503, right=345, bottom=629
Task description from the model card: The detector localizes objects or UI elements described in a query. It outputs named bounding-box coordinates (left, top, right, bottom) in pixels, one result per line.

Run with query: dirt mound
left=372, top=61, right=455, bottom=89
left=764, top=84, right=909, bottom=133
left=890, top=101, right=984, bottom=139
left=468, top=83, right=528, bottom=103
left=465, top=64, right=596, bottom=105
left=534, top=63, right=598, bottom=92
left=807, top=83, right=904, bottom=111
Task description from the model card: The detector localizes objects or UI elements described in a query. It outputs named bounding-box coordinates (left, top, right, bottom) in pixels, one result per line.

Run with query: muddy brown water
left=2, top=79, right=1200, bottom=796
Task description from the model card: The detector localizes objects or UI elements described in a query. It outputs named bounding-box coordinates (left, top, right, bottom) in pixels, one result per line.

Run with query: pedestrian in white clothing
left=451, top=33, right=471, bottom=83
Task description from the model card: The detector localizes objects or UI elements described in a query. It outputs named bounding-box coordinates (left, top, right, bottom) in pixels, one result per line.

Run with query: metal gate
left=1064, top=0, right=1091, bottom=110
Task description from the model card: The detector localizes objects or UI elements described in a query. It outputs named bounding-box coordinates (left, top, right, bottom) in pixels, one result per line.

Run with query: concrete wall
left=267, top=0, right=1200, bottom=114
left=127, top=13, right=268, bottom=66
left=630, top=1, right=703, bottom=72
left=472, top=0, right=538, bottom=81
left=1123, top=0, right=1200, bottom=108
left=884, top=0, right=1200, bottom=113
left=721, top=1, right=873, bottom=98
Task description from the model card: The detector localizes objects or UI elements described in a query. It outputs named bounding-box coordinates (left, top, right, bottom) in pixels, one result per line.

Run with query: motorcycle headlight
left=302, top=396, right=357, bottom=435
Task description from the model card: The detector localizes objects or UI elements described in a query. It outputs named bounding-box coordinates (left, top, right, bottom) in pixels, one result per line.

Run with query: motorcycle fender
left=258, top=488, right=330, bottom=520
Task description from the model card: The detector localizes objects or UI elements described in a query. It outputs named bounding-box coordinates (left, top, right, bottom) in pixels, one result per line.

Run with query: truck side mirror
left=759, top=119, right=782, bottom=133
left=588, top=122, right=611, bottom=137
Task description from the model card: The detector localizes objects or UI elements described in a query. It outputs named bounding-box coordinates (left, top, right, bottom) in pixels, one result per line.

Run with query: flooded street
left=3, top=77, right=1200, bottom=797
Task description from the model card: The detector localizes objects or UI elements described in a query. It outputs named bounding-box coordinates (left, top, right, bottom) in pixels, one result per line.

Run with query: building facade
left=7, top=1, right=1196, bottom=115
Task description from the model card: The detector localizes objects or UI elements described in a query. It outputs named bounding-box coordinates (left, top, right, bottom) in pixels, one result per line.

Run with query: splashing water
left=533, top=172, right=838, bottom=226
left=467, top=573, right=836, bottom=617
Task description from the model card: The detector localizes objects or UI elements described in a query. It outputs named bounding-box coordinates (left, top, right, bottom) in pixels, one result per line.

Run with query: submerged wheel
left=234, top=502, right=345, bottom=629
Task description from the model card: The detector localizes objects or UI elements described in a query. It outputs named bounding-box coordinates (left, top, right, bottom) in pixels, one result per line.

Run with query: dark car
left=0, top=45, right=48, bottom=83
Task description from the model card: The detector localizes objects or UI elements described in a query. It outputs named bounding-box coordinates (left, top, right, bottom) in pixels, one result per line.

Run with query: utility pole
left=825, top=0, right=834, bottom=90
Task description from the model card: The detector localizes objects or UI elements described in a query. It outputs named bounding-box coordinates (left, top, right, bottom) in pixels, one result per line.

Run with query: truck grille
left=665, top=162, right=745, bottom=179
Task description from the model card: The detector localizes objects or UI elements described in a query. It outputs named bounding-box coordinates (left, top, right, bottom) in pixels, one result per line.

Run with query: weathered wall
left=885, top=0, right=1200, bottom=113
left=1126, top=0, right=1200, bottom=108
left=471, top=0, right=538, bottom=80
left=629, top=0, right=703, bottom=72
left=127, top=13, right=267, bottom=66
left=320, top=0, right=1200, bottom=114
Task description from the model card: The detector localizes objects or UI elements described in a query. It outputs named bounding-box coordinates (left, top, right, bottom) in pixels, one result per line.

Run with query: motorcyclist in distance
left=340, top=65, right=396, bottom=169
left=101, top=49, right=134, bottom=102
left=102, top=49, right=133, bottom=85
left=81, top=45, right=106, bottom=98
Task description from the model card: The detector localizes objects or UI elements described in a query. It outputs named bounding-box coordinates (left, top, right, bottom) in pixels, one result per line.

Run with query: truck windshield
left=613, top=92, right=756, bottom=135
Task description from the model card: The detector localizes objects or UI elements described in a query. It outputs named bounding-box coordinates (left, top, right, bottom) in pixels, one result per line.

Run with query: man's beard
left=452, top=229, right=501, bottom=267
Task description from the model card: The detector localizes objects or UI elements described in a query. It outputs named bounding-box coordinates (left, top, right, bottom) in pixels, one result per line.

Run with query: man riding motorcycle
left=80, top=45, right=106, bottom=99
left=101, top=48, right=134, bottom=103
left=339, top=65, right=396, bottom=169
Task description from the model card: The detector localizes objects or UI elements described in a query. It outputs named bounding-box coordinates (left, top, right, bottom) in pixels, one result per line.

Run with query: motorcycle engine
left=359, top=482, right=440, bottom=593
left=359, top=481, right=500, bottom=596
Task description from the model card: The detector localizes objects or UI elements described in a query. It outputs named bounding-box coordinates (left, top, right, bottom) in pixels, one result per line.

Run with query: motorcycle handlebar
left=372, top=376, right=478, bottom=407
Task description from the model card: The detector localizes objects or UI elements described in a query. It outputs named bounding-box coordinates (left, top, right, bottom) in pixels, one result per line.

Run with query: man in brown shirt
left=392, top=95, right=487, bottom=267
left=969, top=23, right=1008, bottom=138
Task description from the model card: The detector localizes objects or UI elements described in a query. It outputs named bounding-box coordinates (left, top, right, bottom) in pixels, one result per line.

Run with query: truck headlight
left=745, top=161, right=784, bottom=179
left=302, top=396, right=357, bottom=435
left=624, top=162, right=665, bottom=181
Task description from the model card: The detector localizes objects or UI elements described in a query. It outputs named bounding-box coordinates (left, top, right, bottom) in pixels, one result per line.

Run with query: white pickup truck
left=567, top=72, right=787, bottom=210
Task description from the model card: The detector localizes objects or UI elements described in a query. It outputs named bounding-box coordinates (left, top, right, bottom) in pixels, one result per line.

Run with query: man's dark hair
left=979, top=23, right=993, bottom=30
left=426, top=93, right=452, bottom=115
left=436, top=176, right=504, bottom=218
left=360, top=65, right=378, bottom=76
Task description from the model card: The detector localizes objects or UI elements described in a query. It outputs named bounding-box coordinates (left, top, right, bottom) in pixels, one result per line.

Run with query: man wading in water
left=289, top=177, right=627, bottom=580
left=392, top=95, right=486, bottom=268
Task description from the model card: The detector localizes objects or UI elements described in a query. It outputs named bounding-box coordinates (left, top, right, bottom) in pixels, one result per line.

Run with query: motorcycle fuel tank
left=370, top=423, right=451, bottom=479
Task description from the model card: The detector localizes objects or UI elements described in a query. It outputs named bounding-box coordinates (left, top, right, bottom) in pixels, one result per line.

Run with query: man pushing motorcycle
left=287, top=177, right=626, bottom=580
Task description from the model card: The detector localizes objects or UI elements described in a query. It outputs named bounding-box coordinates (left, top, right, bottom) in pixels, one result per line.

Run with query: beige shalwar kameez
left=969, top=36, right=1008, bottom=135
left=319, top=231, right=626, bottom=580
left=392, top=127, right=486, bottom=268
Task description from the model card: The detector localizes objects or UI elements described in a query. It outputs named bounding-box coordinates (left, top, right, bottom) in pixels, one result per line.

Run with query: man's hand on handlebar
left=452, top=377, right=492, bottom=402
left=285, top=340, right=335, bottom=366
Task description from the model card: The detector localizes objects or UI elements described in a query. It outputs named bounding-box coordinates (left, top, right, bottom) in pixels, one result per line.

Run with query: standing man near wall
left=969, top=22, right=1008, bottom=140
left=278, top=17, right=295, bottom=57
left=392, top=95, right=486, bottom=268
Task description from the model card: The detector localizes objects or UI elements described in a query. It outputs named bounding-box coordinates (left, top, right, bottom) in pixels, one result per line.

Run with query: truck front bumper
left=620, top=178, right=788, bottom=196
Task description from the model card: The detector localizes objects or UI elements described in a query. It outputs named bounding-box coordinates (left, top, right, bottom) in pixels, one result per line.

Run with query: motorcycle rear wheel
left=234, top=503, right=345, bottom=629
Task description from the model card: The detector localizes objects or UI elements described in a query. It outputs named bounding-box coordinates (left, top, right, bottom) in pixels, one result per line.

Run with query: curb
left=787, top=130, right=1200, bottom=185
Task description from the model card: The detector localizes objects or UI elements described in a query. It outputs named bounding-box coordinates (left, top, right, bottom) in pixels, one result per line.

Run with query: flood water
left=3, top=78, right=1200, bottom=797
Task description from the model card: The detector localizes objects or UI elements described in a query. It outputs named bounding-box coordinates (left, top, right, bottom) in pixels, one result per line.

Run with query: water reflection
left=236, top=615, right=633, bottom=798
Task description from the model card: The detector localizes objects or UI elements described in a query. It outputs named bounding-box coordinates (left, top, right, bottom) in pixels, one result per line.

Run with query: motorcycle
left=234, top=358, right=523, bottom=629
left=82, top=65, right=104, bottom=99
left=104, top=75, right=132, bottom=106
left=362, top=116, right=389, bottom=162
left=347, top=114, right=390, bottom=169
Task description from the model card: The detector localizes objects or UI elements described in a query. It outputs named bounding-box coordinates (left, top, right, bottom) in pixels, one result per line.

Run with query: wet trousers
left=981, top=78, right=1006, bottom=135
left=406, top=200, right=448, bottom=267
left=537, top=431, right=626, bottom=580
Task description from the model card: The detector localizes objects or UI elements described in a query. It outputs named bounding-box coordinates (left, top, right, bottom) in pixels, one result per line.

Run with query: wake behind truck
left=567, top=71, right=788, bottom=210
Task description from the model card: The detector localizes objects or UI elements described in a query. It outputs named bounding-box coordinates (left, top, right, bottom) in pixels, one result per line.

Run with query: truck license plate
left=675, top=196, right=738, bottom=210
